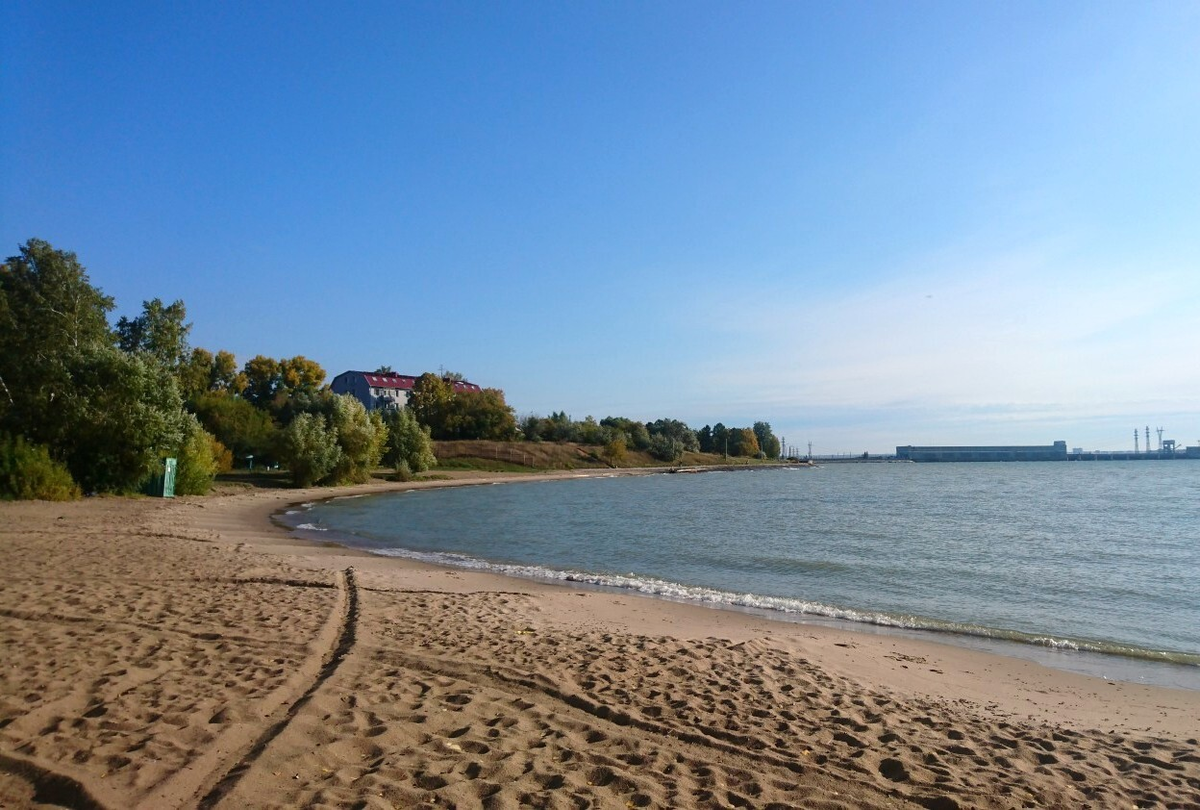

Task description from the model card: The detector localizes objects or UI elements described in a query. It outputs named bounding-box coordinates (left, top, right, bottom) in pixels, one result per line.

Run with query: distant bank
left=895, top=440, right=1200, bottom=462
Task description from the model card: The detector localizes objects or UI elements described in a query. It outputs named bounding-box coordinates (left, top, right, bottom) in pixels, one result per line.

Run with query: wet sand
left=1, top=474, right=1198, bottom=809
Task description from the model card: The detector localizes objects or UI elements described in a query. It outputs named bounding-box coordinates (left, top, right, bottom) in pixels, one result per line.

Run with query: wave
left=365, top=546, right=1200, bottom=669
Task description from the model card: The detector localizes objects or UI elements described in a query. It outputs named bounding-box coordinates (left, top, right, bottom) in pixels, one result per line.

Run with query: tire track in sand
left=130, top=566, right=359, bottom=810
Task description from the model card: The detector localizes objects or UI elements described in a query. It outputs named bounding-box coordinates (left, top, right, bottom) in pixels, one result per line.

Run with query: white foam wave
left=295, top=522, right=328, bottom=532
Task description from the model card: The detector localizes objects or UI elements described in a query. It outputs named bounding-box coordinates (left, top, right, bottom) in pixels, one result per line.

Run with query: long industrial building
left=895, top=441, right=1069, bottom=462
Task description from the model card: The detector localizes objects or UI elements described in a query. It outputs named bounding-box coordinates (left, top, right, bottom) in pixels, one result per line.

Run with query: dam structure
left=895, top=441, right=1200, bottom=462
left=895, top=441, right=1068, bottom=462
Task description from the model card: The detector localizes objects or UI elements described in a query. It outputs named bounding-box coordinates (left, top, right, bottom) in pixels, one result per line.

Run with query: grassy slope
left=431, top=440, right=780, bottom=472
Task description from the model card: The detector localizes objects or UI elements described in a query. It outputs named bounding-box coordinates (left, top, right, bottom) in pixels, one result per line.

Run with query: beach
left=2, top=475, right=1198, bottom=809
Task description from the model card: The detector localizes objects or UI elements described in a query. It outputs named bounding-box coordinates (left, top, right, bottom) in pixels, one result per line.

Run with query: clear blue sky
left=4, top=1, right=1198, bottom=454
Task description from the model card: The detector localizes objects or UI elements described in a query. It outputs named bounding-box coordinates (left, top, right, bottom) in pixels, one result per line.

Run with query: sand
left=1, top=474, right=1198, bottom=810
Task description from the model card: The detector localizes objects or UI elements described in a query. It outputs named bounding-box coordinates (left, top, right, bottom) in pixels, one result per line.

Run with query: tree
left=242, top=355, right=280, bottom=408
left=753, top=421, right=781, bottom=459
left=445, top=388, right=517, bottom=440
left=178, top=347, right=215, bottom=403
left=192, top=391, right=278, bottom=463
left=697, top=424, right=714, bottom=453
left=211, top=350, right=243, bottom=392
left=116, top=298, right=190, bottom=368
left=647, top=418, right=699, bottom=452
left=711, top=423, right=729, bottom=456
left=279, top=355, right=325, bottom=396
left=278, top=412, right=341, bottom=487
left=174, top=413, right=223, bottom=495
left=58, top=346, right=188, bottom=492
left=729, top=427, right=760, bottom=458
left=0, top=239, right=115, bottom=433
left=327, top=394, right=387, bottom=484
left=408, top=373, right=453, bottom=436
left=382, top=408, right=436, bottom=473
left=647, top=433, right=685, bottom=463
left=602, top=434, right=627, bottom=466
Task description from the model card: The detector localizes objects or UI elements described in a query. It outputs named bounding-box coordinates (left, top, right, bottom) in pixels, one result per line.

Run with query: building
left=895, top=441, right=1068, bottom=462
left=330, top=371, right=481, bottom=412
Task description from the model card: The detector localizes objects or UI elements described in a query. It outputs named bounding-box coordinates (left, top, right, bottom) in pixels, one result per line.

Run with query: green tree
left=382, top=408, right=436, bottom=473
left=211, top=350, right=243, bottom=392
left=445, top=388, right=517, bottom=440
left=192, top=391, right=278, bottom=464
left=647, top=433, right=685, bottom=463
left=602, top=434, right=628, bottom=466
left=327, top=394, right=386, bottom=484
left=174, top=413, right=222, bottom=495
left=242, top=355, right=281, bottom=408
left=279, top=355, right=325, bottom=396
left=647, top=418, right=699, bottom=452
left=0, top=239, right=115, bottom=434
left=278, top=413, right=341, bottom=487
left=729, top=427, right=760, bottom=458
left=753, top=421, right=781, bottom=459
left=115, top=298, right=190, bottom=368
left=59, top=346, right=188, bottom=492
left=178, top=347, right=215, bottom=403
left=408, top=373, right=454, bottom=437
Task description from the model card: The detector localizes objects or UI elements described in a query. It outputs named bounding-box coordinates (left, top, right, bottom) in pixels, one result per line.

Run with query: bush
left=393, top=459, right=414, bottom=482
left=173, top=414, right=221, bottom=495
left=383, top=408, right=436, bottom=473
left=278, top=412, right=341, bottom=487
left=647, top=433, right=684, bottom=463
left=0, top=435, right=80, bottom=501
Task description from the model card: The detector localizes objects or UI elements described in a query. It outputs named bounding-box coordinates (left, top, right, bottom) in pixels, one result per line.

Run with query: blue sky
left=4, top=1, right=1198, bottom=454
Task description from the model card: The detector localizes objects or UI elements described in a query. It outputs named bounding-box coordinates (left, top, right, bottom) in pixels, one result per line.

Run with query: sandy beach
left=2, top=475, right=1198, bottom=810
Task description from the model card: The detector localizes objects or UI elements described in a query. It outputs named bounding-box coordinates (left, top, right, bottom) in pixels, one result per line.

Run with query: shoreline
left=282, top=471, right=1200, bottom=692
left=2, top=475, right=1199, bottom=808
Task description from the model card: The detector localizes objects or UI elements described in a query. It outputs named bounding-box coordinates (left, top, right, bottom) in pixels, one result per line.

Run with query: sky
left=3, top=1, right=1199, bottom=455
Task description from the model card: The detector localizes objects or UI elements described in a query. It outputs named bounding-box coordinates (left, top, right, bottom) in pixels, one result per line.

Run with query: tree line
left=0, top=239, right=437, bottom=497
left=1, top=239, right=785, bottom=499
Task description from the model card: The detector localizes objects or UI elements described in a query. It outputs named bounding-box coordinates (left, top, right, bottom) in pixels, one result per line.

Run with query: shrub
left=279, top=412, right=341, bottom=487
left=647, top=433, right=684, bottom=463
left=0, top=435, right=80, bottom=501
left=393, top=460, right=414, bottom=482
left=173, top=414, right=220, bottom=495
left=383, top=408, right=436, bottom=473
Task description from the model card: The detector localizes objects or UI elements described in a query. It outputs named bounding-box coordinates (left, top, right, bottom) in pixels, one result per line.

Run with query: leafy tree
left=382, top=407, right=436, bottom=473
left=602, top=434, right=628, bottom=466
left=697, top=424, right=714, bottom=453
left=0, top=239, right=115, bottom=433
left=278, top=412, right=341, bottom=487
left=445, top=388, right=517, bottom=440
left=374, top=365, right=394, bottom=374
left=519, top=414, right=542, bottom=442
left=192, top=391, right=278, bottom=463
left=59, top=346, right=187, bottom=492
left=327, top=394, right=387, bottom=484
left=242, top=355, right=281, bottom=408
left=178, top=347, right=215, bottom=403
left=115, top=298, right=190, bottom=368
left=711, top=422, right=729, bottom=456
left=753, top=421, right=782, bottom=459
left=279, top=355, right=325, bottom=396
left=647, top=433, right=685, bottom=463
left=211, top=350, right=243, bottom=392
left=174, top=413, right=223, bottom=495
left=408, top=373, right=453, bottom=436
left=729, top=427, right=760, bottom=458
left=647, top=418, right=699, bottom=452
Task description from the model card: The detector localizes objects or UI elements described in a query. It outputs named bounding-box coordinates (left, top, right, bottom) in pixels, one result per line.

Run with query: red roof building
left=330, top=370, right=482, bottom=411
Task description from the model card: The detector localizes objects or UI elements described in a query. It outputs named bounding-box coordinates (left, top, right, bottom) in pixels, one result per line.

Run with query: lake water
left=286, top=462, right=1200, bottom=689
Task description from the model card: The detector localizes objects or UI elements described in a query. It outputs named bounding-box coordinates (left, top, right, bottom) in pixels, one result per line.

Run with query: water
left=287, top=463, right=1200, bottom=689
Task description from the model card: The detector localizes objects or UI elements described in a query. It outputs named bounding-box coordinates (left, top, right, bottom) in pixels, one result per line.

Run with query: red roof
left=357, top=372, right=481, bottom=393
